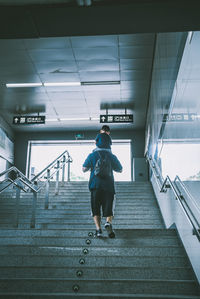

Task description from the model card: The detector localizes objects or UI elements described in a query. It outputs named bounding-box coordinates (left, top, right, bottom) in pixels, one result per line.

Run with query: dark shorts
left=90, top=189, right=114, bottom=217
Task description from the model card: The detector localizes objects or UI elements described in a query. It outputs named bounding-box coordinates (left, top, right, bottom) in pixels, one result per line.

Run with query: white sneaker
left=105, top=222, right=115, bottom=238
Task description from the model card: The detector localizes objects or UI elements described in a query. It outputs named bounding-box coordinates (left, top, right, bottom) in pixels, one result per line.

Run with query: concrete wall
left=14, top=128, right=147, bottom=181
left=0, top=116, right=14, bottom=168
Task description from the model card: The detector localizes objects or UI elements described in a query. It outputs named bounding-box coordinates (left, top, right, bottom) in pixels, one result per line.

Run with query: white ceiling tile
left=39, top=72, right=80, bottom=83
left=73, top=47, right=118, bottom=60
left=120, top=58, right=152, bottom=70
left=0, top=39, right=25, bottom=50
left=79, top=71, right=120, bottom=81
left=28, top=49, right=74, bottom=62
left=82, top=84, right=120, bottom=92
left=119, top=33, right=155, bottom=46
left=77, top=59, right=119, bottom=71
left=0, top=50, right=30, bottom=63
left=121, top=70, right=151, bottom=81
left=71, top=35, right=118, bottom=48
left=34, top=61, right=78, bottom=74
left=23, top=37, right=71, bottom=49
left=48, top=91, right=85, bottom=101
left=0, top=63, right=36, bottom=76
left=120, top=46, right=154, bottom=59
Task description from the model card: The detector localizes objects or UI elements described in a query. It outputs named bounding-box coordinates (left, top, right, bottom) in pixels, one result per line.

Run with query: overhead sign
left=163, top=113, right=197, bottom=122
left=13, top=116, right=45, bottom=125
left=100, top=114, right=133, bottom=123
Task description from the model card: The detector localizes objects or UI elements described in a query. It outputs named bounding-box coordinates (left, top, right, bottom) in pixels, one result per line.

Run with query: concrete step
left=0, top=182, right=198, bottom=298
left=0, top=245, right=185, bottom=257
left=0, top=223, right=165, bottom=229
left=1, top=209, right=160, bottom=217
left=0, top=266, right=193, bottom=280
left=0, top=256, right=190, bottom=268
left=0, top=220, right=165, bottom=227
left=0, top=279, right=198, bottom=296
left=0, top=294, right=199, bottom=299
left=0, top=235, right=182, bottom=247
left=0, top=228, right=178, bottom=237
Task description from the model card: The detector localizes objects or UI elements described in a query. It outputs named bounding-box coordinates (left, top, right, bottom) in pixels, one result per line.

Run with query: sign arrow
left=101, top=116, right=106, bottom=122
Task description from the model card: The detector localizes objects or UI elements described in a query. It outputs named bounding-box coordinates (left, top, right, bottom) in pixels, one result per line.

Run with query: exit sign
left=13, top=116, right=45, bottom=125
left=100, top=114, right=133, bottom=123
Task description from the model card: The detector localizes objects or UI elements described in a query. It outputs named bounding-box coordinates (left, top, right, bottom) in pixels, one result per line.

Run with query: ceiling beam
left=0, top=1, right=200, bottom=38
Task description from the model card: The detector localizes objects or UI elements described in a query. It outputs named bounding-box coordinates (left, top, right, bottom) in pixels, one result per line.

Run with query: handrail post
left=30, top=188, right=37, bottom=228
left=14, top=186, right=21, bottom=228
left=67, top=159, right=71, bottom=182
left=45, top=169, right=50, bottom=209
left=62, top=155, right=66, bottom=185
left=55, top=160, right=60, bottom=195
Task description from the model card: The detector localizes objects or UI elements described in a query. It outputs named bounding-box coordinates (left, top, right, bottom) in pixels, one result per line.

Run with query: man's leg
left=93, top=215, right=101, bottom=230
left=102, top=192, right=115, bottom=238
left=91, top=190, right=103, bottom=237
left=106, top=216, right=113, bottom=224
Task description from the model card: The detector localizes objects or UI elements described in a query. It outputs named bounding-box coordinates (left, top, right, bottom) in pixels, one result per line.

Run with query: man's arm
left=82, top=154, right=92, bottom=173
left=111, top=154, right=123, bottom=173
left=82, top=167, right=89, bottom=173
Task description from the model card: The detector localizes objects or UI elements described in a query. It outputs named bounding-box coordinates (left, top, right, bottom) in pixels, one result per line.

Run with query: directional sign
left=13, top=116, right=45, bottom=125
left=100, top=114, right=133, bottom=123
left=163, top=113, right=197, bottom=122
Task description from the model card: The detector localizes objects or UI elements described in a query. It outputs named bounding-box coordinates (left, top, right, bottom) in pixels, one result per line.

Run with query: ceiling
left=0, top=33, right=155, bottom=132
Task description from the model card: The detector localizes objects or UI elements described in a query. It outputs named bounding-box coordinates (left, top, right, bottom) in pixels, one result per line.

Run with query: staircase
left=0, top=181, right=199, bottom=298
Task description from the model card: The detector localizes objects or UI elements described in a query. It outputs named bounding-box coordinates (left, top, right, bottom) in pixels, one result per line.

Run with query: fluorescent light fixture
left=90, top=117, right=99, bottom=121
left=43, top=82, right=81, bottom=87
left=6, top=83, right=42, bottom=88
left=81, top=81, right=120, bottom=86
left=60, top=117, right=89, bottom=121
left=6, top=81, right=120, bottom=88
left=45, top=118, right=59, bottom=122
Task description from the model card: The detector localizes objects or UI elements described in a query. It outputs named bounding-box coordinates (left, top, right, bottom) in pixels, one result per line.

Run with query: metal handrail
left=0, top=154, right=14, bottom=164
left=31, top=150, right=72, bottom=182
left=174, top=175, right=200, bottom=214
left=147, top=155, right=200, bottom=241
left=0, top=150, right=73, bottom=228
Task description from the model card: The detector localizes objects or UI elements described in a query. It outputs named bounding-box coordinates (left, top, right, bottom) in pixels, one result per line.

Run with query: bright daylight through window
left=29, top=141, right=131, bottom=182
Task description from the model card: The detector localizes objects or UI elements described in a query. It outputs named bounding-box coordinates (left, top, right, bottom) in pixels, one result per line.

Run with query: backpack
left=94, top=152, right=112, bottom=178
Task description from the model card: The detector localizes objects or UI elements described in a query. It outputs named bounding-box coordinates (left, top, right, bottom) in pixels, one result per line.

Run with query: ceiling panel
left=119, top=33, right=155, bottom=46
left=0, top=33, right=156, bottom=132
left=28, top=49, right=74, bottom=62
left=121, top=70, right=151, bottom=81
left=79, top=71, right=120, bottom=81
left=71, top=35, right=118, bottom=47
left=39, top=72, right=80, bottom=83
left=77, top=59, right=119, bottom=71
left=23, top=37, right=71, bottom=49
left=120, top=46, right=154, bottom=59
left=34, top=61, right=78, bottom=74
left=48, top=91, right=85, bottom=101
left=0, top=39, right=24, bottom=50
left=0, top=62, right=35, bottom=75
left=120, top=58, right=152, bottom=70
left=0, top=50, right=30, bottom=63
left=73, top=47, right=118, bottom=60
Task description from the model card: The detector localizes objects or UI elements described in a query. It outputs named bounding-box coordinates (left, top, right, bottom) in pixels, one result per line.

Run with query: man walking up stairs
left=0, top=181, right=199, bottom=298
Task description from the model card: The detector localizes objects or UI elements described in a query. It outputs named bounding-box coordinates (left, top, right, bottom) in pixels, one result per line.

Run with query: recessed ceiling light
left=45, top=118, right=59, bottom=122
left=6, top=83, right=42, bottom=88
left=60, top=117, right=89, bottom=121
left=43, top=82, right=81, bottom=87
left=6, top=81, right=120, bottom=88
left=81, top=81, right=120, bottom=86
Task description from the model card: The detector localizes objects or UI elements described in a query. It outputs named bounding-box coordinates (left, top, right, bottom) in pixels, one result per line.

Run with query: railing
left=147, top=155, right=200, bottom=241
left=0, top=150, right=73, bottom=228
